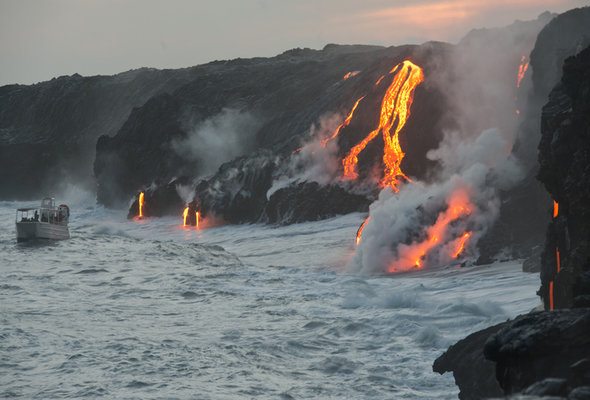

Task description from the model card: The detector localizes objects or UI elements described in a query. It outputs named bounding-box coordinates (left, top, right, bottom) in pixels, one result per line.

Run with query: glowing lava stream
left=516, top=56, right=529, bottom=88
left=550, top=199, right=559, bottom=310
left=451, top=231, right=472, bottom=259
left=183, top=207, right=201, bottom=229
left=321, top=96, right=366, bottom=147
left=387, top=189, right=473, bottom=272
left=356, top=216, right=371, bottom=245
left=183, top=206, right=189, bottom=227
left=138, top=192, right=145, bottom=219
left=342, top=60, right=424, bottom=191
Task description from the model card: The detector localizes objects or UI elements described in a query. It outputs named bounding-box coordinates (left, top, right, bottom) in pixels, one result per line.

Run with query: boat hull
left=16, top=222, right=70, bottom=242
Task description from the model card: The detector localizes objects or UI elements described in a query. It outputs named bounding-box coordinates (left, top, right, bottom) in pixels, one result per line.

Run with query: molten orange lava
left=196, top=211, right=200, bottom=229
left=516, top=56, right=529, bottom=88
left=549, top=280, right=555, bottom=311
left=553, top=200, right=559, bottom=219
left=375, top=75, right=385, bottom=86
left=451, top=231, right=472, bottom=259
left=356, top=216, right=370, bottom=245
left=183, top=206, right=189, bottom=227
left=342, top=60, right=424, bottom=191
left=321, top=96, right=366, bottom=147
left=388, top=188, right=473, bottom=272
left=556, top=248, right=561, bottom=273
left=138, top=192, right=145, bottom=218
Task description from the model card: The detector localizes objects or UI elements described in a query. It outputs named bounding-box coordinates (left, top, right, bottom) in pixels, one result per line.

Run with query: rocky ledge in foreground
left=434, top=309, right=590, bottom=399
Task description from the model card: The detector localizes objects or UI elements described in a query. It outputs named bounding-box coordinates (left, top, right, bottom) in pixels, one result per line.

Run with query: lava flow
left=516, top=55, right=529, bottom=88
left=137, top=192, right=145, bottom=219
left=183, top=206, right=189, bottom=227
left=387, top=188, right=473, bottom=272
left=550, top=200, right=560, bottom=310
left=343, top=71, right=360, bottom=80
left=182, top=205, right=201, bottom=229
left=356, top=216, right=371, bottom=245
left=342, top=60, right=424, bottom=191
left=450, top=231, right=472, bottom=259
left=321, top=96, right=366, bottom=147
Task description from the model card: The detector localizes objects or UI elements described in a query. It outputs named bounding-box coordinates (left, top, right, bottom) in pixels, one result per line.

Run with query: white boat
left=16, top=198, right=70, bottom=242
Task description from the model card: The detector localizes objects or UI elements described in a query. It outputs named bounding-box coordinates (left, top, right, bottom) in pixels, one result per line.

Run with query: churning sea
left=0, top=190, right=540, bottom=399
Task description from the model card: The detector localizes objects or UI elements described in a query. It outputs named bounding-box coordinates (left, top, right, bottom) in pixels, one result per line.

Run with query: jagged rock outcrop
left=192, top=152, right=277, bottom=224
left=433, top=323, right=505, bottom=400
left=434, top=310, right=590, bottom=400
left=484, top=310, right=590, bottom=396
left=127, top=178, right=187, bottom=219
left=479, top=8, right=590, bottom=264
left=0, top=68, right=201, bottom=199
left=433, top=9, right=590, bottom=400
left=538, top=44, right=590, bottom=309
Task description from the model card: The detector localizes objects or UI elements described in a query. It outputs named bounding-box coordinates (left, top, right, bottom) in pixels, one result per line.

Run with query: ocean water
left=1, top=193, right=541, bottom=399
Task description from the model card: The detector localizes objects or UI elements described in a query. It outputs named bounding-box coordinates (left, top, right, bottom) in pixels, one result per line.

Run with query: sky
left=0, top=0, right=587, bottom=86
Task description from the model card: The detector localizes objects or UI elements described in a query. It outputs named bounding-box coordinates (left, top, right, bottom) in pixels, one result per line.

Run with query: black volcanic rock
left=433, top=323, right=505, bottom=400
left=484, top=310, right=590, bottom=395
left=94, top=42, right=457, bottom=209
left=263, top=182, right=370, bottom=225
left=96, top=93, right=187, bottom=207
left=537, top=44, right=590, bottom=309
left=477, top=8, right=590, bottom=264
left=192, top=152, right=277, bottom=224
left=434, top=10, right=590, bottom=400
left=127, top=179, right=186, bottom=219
left=0, top=67, right=201, bottom=199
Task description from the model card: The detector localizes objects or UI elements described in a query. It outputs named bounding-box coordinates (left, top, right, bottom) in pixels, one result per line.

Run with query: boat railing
left=16, top=207, right=68, bottom=225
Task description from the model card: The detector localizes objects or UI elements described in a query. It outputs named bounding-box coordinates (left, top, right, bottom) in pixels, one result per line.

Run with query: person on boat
left=34, top=211, right=39, bottom=221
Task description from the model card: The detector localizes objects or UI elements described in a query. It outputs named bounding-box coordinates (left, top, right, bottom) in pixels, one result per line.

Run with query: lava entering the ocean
left=137, top=192, right=145, bottom=219
left=342, top=60, right=424, bottom=191
left=182, top=204, right=201, bottom=229
left=183, top=206, right=189, bottom=227
left=356, top=216, right=370, bottom=245
left=450, top=231, right=472, bottom=259
left=387, top=188, right=473, bottom=272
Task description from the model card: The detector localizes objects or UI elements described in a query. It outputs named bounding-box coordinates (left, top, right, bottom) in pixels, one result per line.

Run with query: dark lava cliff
left=0, top=67, right=202, bottom=199
left=434, top=11, right=590, bottom=399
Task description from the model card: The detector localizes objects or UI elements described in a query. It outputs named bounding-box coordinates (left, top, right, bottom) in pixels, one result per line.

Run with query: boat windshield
left=41, top=198, right=55, bottom=208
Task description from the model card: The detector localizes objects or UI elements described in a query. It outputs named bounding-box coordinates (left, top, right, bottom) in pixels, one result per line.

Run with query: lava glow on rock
left=342, top=60, right=424, bottom=191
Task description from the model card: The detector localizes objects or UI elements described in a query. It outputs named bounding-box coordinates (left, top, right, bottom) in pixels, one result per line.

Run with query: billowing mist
left=173, top=108, right=262, bottom=176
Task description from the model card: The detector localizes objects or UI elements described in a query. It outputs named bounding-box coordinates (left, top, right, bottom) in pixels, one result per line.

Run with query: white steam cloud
left=349, top=128, right=523, bottom=274
left=173, top=108, right=261, bottom=176
left=267, top=113, right=344, bottom=198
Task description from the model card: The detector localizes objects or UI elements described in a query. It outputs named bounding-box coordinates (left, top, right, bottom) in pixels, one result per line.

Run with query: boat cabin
left=16, top=197, right=69, bottom=225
